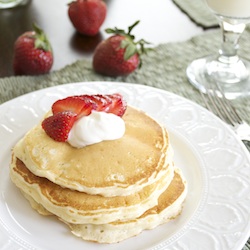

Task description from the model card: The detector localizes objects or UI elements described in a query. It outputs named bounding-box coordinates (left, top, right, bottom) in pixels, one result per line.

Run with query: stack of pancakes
left=10, top=106, right=187, bottom=244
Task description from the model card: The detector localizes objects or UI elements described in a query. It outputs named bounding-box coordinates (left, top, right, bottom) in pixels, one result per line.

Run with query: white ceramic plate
left=0, top=82, right=250, bottom=250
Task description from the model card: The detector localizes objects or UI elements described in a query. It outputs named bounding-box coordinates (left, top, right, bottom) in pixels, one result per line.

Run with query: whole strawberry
left=68, top=0, right=107, bottom=36
left=93, top=21, right=150, bottom=77
left=13, top=24, right=53, bottom=75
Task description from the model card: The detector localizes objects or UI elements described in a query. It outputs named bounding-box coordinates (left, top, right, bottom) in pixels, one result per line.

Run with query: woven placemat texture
left=1, top=27, right=250, bottom=124
left=172, top=0, right=218, bottom=28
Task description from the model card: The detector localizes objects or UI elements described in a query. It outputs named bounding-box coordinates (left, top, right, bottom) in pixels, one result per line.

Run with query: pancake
left=19, top=169, right=187, bottom=244
left=13, top=106, right=172, bottom=197
left=10, top=157, right=175, bottom=224
left=67, top=169, right=187, bottom=243
left=9, top=99, right=188, bottom=244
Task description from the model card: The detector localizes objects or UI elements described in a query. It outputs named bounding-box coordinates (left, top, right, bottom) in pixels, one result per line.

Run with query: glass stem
left=218, top=19, right=246, bottom=63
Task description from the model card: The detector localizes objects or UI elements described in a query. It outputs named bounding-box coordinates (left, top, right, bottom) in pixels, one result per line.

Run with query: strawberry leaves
left=93, top=21, right=151, bottom=76
left=33, top=23, right=52, bottom=52
left=105, top=20, right=151, bottom=63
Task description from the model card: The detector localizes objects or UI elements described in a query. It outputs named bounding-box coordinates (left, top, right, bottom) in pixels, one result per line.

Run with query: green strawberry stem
left=105, top=20, right=151, bottom=67
left=33, top=23, right=52, bottom=52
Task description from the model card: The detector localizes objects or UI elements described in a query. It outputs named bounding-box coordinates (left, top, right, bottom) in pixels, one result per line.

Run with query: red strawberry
left=42, top=94, right=127, bottom=142
left=79, top=94, right=112, bottom=111
left=42, top=111, right=77, bottom=142
left=76, top=93, right=126, bottom=116
left=106, top=93, right=127, bottom=116
left=68, top=0, right=107, bottom=36
left=93, top=21, right=151, bottom=77
left=13, top=23, right=53, bottom=75
left=51, top=93, right=127, bottom=118
left=52, top=96, right=95, bottom=117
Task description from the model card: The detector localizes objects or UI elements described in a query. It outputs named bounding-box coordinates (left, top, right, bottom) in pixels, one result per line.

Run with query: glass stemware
left=0, top=0, right=29, bottom=9
left=186, top=0, right=250, bottom=99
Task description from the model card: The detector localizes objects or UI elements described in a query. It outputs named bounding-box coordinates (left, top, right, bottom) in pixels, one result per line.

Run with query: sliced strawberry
left=51, top=93, right=126, bottom=121
left=42, top=94, right=127, bottom=143
left=98, top=94, right=113, bottom=111
left=77, top=101, right=95, bottom=118
left=106, top=93, right=127, bottom=117
left=42, top=111, right=77, bottom=142
left=78, top=94, right=112, bottom=111
left=77, top=94, right=126, bottom=116
left=52, top=96, right=96, bottom=119
left=52, top=96, right=88, bottom=115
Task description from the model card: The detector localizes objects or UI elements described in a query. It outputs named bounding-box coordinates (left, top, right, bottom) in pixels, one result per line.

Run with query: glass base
left=0, top=0, right=29, bottom=9
left=186, top=55, right=250, bottom=99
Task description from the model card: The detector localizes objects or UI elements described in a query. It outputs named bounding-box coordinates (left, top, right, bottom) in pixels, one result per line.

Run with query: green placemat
left=172, top=0, right=218, bottom=28
left=0, top=26, right=250, bottom=250
left=1, top=27, right=249, bottom=124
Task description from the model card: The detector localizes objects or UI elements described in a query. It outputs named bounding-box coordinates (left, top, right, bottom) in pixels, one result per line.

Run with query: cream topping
left=67, top=111, right=125, bottom=148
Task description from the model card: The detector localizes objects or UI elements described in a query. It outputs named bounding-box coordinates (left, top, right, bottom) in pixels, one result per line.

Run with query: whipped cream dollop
left=67, top=111, right=125, bottom=148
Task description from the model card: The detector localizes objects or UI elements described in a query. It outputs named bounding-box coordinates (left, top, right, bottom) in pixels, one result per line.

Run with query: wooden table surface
left=0, top=0, right=203, bottom=78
